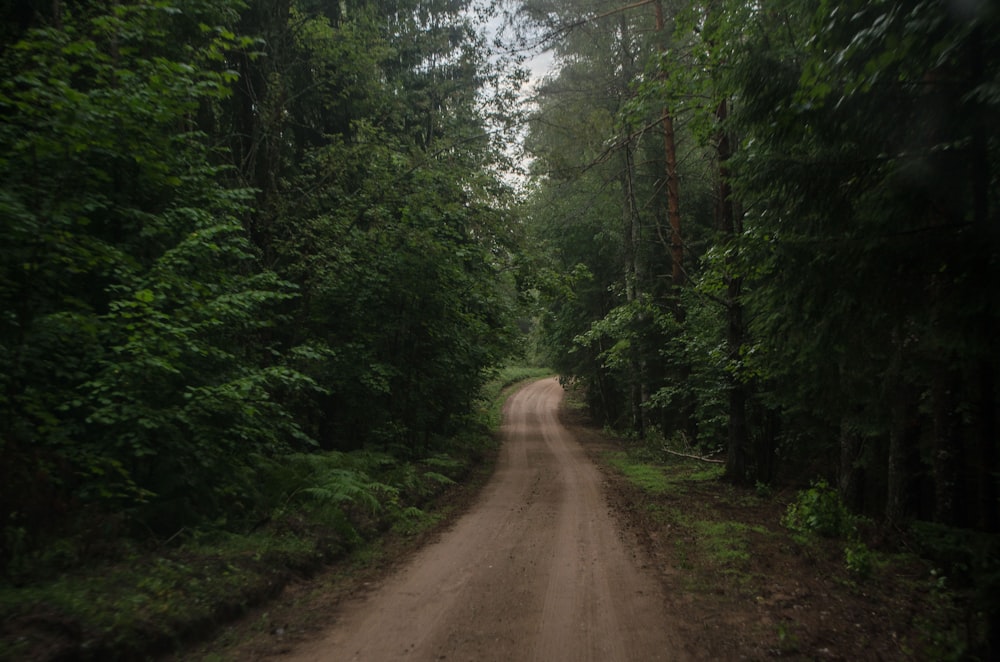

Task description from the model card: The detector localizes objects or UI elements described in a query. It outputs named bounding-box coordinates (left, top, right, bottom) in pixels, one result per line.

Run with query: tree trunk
left=724, top=268, right=748, bottom=483
left=886, top=381, right=921, bottom=531
left=714, top=98, right=750, bottom=484
left=725, top=366, right=748, bottom=483
left=615, top=13, right=647, bottom=437
left=932, top=363, right=965, bottom=526
left=653, top=1, right=683, bottom=290
left=974, top=360, right=998, bottom=532
left=751, top=406, right=778, bottom=484
left=232, top=0, right=291, bottom=262
left=967, top=27, right=998, bottom=534
left=838, top=419, right=865, bottom=512
left=621, top=139, right=647, bottom=436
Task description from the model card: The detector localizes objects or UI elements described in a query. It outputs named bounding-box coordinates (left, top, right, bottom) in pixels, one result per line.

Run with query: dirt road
left=282, top=378, right=682, bottom=661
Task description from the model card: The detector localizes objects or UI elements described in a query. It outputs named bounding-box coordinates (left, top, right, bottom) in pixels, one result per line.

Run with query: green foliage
left=844, top=540, right=876, bottom=579
left=299, top=469, right=394, bottom=516
left=754, top=482, right=773, bottom=499
left=775, top=621, right=801, bottom=655
left=529, top=0, right=999, bottom=535
left=727, top=0, right=1000, bottom=495
left=0, top=363, right=519, bottom=659
left=524, top=0, right=998, bottom=652
left=784, top=481, right=883, bottom=579
left=782, top=480, right=853, bottom=539
left=251, top=3, right=525, bottom=448
left=477, top=367, right=554, bottom=428
left=692, top=520, right=761, bottom=565
left=0, top=0, right=526, bottom=581
left=909, top=521, right=1000, bottom=621
left=0, top=0, right=316, bottom=552
left=646, top=286, right=730, bottom=448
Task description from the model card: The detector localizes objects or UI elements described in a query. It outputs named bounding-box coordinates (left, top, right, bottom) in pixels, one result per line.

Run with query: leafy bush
left=782, top=479, right=852, bottom=538
left=844, top=540, right=875, bottom=579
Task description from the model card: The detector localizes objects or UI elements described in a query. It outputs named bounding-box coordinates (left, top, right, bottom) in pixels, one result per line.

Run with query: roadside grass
left=605, top=453, right=674, bottom=494
left=596, top=436, right=984, bottom=659
left=604, top=449, right=761, bottom=580
left=0, top=367, right=551, bottom=662
left=692, top=520, right=764, bottom=566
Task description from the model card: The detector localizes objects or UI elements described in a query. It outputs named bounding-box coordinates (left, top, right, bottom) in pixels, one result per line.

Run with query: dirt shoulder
left=562, top=404, right=963, bottom=661
left=164, top=452, right=500, bottom=661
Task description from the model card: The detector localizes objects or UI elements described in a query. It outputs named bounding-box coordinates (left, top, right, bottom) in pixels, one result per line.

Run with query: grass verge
left=591, top=434, right=985, bottom=660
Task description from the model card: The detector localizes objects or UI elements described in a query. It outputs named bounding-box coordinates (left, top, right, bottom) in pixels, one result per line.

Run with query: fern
left=421, top=472, right=455, bottom=487
left=298, top=469, right=397, bottom=515
left=423, top=453, right=462, bottom=471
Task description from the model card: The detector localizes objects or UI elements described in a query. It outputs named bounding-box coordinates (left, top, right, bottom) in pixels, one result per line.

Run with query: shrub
left=844, top=540, right=875, bottom=579
left=782, top=479, right=852, bottom=538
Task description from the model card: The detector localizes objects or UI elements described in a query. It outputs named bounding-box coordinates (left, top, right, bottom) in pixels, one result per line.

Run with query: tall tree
left=0, top=0, right=527, bottom=567
left=729, top=0, right=999, bottom=525
left=0, top=0, right=318, bottom=542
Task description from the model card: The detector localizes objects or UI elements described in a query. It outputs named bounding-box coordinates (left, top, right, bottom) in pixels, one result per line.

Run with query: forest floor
left=177, top=378, right=971, bottom=661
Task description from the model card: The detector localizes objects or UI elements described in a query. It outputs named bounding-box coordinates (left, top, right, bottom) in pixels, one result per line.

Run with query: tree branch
left=662, top=447, right=726, bottom=464
left=537, top=0, right=658, bottom=45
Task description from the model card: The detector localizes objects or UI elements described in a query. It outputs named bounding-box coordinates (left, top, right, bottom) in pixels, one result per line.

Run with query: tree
left=730, top=0, right=999, bottom=526
left=0, top=0, right=322, bottom=544
left=0, top=0, right=526, bottom=567
left=227, top=0, right=524, bottom=452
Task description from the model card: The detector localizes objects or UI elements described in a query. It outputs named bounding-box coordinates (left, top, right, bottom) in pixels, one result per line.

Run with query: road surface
left=283, top=377, right=681, bottom=661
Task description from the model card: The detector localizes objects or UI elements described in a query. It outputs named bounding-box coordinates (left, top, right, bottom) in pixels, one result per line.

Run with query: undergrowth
left=0, top=367, right=551, bottom=662
left=602, top=438, right=988, bottom=659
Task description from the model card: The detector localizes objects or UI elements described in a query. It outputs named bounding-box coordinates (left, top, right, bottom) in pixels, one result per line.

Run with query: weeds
left=775, top=621, right=800, bottom=654
left=593, top=421, right=979, bottom=660
left=693, top=520, right=753, bottom=565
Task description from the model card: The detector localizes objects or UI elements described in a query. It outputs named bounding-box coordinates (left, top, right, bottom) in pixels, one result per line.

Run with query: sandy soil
left=278, top=377, right=684, bottom=662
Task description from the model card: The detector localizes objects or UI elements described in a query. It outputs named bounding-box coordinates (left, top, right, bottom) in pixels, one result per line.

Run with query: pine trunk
left=839, top=420, right=865, bottom=513
left=886, top=383, right=920, bottom=530
left=653, top=0, right=682, bottom=290
left=621, top=140, right=646, bottom=437
left=932, top=364, right=964, bottom=526
left=974, top=360, right=999, bottom=532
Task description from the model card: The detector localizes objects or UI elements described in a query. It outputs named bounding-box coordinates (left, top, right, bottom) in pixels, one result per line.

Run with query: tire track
left=281, top=378, right=681, bottom=661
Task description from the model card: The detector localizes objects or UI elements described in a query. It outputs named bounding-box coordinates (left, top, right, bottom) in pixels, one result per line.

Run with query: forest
left=523, top=0, right=1000, bottom=520
left=1, top=0, right=998, bottom=657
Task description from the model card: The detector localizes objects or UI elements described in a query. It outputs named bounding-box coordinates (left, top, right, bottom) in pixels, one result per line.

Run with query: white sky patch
left=524, top=46, right=556, bottom=90
left=475, top=1, right=560, bottom=189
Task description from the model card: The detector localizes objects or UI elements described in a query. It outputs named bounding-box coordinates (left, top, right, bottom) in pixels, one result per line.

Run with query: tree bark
left=974, top=360, right=998, bottom=532
left=838, top=418, right=865, bottom=512
left=886, top=382, right=920, bottom=530
left=615, top=14, right=648, bottom=437
left=621, top=139, right=647, bottom=436
left=653, top=0, right=683, bottom=290
left=932, top=363, right=965, bottom=526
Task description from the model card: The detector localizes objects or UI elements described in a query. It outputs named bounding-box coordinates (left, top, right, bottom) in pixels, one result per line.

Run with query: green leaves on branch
left=0, top=0, right=319, bottom=545
left=1, top=0, right=526, bottom=580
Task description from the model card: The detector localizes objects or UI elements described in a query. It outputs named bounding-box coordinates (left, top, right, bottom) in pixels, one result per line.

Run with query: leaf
left=134, top=289, right=155, bottom=303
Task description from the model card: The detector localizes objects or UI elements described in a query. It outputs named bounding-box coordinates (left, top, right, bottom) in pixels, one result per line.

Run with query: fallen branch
left=662, top=448, right=725, bottom=464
